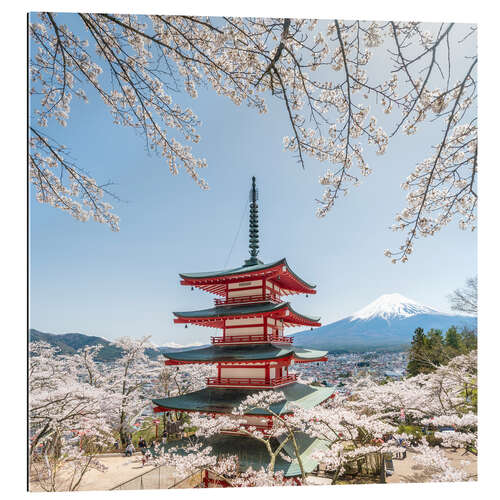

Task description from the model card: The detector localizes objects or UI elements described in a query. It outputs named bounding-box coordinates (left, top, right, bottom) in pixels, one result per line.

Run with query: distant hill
left=29, top=329, right=161, bottom=362
left=293, top=293, right=477, bottom=352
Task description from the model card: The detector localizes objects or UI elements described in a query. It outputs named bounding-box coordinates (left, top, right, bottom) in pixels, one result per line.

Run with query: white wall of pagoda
left=224, top=317, right=263, bottom=338
left=225, top=278, right=288, bottom=300
left=223, top=317, right=284, bottom=339
left=220, top=366, right=266, bottom=378
left=227, top=280, right=263, bottom=299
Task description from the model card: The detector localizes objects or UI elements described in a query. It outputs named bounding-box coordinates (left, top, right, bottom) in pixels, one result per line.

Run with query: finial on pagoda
left=244, top=176, right=263, bottom=267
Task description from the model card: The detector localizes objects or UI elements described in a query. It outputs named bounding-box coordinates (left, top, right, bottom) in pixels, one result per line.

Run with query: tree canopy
left=29, top=14, right=477, bottom=261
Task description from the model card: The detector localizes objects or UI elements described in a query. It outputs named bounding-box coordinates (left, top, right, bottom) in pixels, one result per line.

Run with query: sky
left=29, top=15, right=477, bottom=346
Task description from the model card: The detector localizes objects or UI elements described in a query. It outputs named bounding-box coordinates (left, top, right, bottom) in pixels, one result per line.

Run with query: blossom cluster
left=29, top=15, right=476, bottom=259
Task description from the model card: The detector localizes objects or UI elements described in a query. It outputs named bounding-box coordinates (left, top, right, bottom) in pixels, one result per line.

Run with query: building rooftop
left=162, top=343, right=328, bottom=364
left=153, top=382, right=335, bottom=415
left=179, top=258, right=317, bottom=296
left=156, top=432, right=329, bottom=477
left=173, top=301, right=321, bottom=328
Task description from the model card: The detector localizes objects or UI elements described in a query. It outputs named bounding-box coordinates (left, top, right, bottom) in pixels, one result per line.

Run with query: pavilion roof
left=152, top=382, right=335, bottom=416
left=179, top=258, right=316, bottom=296
left=173, top=301, right=321, bottom=328
left=161, top=343, right=327, bottom=364
left=154, top=432, right=329, bottom=478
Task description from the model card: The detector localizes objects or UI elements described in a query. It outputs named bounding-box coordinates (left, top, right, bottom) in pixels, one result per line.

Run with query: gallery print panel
left=28, top=12, right=477, bottom=492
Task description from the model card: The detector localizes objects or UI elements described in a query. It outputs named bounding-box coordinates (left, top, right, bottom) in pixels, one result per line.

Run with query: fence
left=111, top=464, right=178, bottom=490
left=110, top=466, right=231, bottom=490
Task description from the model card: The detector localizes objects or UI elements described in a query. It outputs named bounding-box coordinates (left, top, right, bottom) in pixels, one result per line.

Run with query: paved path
left=30, top=454, right=177, bottom=492
left=386, top=448, right=477, bottom=483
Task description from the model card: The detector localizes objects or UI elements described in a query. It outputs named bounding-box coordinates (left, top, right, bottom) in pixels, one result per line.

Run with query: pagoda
left=153, top=177, right=334, bottom=478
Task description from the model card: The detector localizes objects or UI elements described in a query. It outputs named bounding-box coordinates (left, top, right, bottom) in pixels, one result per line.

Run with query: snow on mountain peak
left=350, top=293, right=439, bottom=321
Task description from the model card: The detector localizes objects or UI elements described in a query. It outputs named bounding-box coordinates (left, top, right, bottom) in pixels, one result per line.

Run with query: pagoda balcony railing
left=206, top=374, right=297, bottom=388
left=214, top=293, right=281, bottom=307
left=211, top=334, right=292, bottom=344
left=222, top=420, right=274, bottom=436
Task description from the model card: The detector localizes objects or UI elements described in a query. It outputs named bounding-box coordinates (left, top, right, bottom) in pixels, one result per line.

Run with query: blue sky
left=29, top=15, right=477, bottom=345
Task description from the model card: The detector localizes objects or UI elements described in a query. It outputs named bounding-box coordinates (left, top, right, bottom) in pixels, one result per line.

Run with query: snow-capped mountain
left=292, top=293, right=476, bottom=352
left=350, top=293, right=439, bottom=321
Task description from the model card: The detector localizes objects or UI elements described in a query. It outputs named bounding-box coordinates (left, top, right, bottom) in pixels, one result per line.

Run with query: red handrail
left=206, top=374, right=297, bottom=387
left=211, top=334, right=292, bottom=344
left=214, top=293, right=281, bottom=306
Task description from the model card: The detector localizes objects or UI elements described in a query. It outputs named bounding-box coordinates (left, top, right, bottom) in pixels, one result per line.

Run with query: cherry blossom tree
left=151, top=348, right=477, bottom=486
left=288, top=396, right=402, bottom=483
left=103, top=336, right=163, bottom=446
left=29, top=14, right=476, bottom=261
left=29, top=338, right=477, bottom=488
left=28, top=342, right=113, bottom=491
left=153, top=363, right=215, bottom=431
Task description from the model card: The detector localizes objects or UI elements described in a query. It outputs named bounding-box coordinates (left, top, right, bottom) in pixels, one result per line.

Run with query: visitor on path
left=138, top=436, right=147, bottom=454
left=125, top=442, right=135, bottom=457
left=162, top=430, right=167, bottom=444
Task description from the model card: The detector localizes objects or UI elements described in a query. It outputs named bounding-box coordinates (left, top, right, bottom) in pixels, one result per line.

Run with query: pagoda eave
left=173, top=317, right=321, bottom=329
left=152, top=384, right=336, bottom=416
left=179, top=258, right=317, bottom=296
left=163, top=353, right=328, bottom=366
left=173, top=302, right=321, bottom=328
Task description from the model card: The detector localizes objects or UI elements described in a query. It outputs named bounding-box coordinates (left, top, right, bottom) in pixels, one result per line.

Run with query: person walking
left=138, top=436, right=147, bottom=455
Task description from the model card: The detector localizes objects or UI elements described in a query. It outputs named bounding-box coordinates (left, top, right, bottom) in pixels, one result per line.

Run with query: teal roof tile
left=162, top=343, right=327, bottom=363
left=152, top=382, right=335, bottom=415
left=179, top=257, right=316, bottom=290
left=173, top=301, right=320, bottom=323
left=156, top=432, right=328, bottom=477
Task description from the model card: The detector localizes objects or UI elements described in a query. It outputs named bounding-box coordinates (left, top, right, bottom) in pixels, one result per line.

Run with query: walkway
left=386, top=448, right=477, bottom=483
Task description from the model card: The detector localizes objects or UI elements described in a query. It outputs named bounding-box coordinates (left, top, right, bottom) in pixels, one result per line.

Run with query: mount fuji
left=292, top=293, right=477, bottom=352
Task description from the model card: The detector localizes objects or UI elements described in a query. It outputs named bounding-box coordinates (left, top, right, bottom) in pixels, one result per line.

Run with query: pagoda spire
left=244, top=176, right=263, bottom=267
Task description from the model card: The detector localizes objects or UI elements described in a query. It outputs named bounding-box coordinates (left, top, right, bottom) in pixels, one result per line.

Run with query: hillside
left=29, top=329, right=159, bottom=361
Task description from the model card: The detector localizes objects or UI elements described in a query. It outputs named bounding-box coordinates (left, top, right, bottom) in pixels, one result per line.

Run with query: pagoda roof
left=173, top=301, right=321, bottom=328
left=152, top=382, right=335, bottom=416
left=154, top=432, right=328, bottom=478
left=162, top=343, right=327, bottom=364
left=179, top=258, right=316, bottom=296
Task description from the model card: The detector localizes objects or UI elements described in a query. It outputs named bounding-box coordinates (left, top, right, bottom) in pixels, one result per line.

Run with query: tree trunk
left=288, top=431, right=306, bottom=481
left=119, top=428, right=128, bottom=448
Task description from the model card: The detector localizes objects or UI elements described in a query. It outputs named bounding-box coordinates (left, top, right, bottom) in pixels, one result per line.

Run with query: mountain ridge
left=28, top=329, right=207, bottom=361
left=293, top=293, right=477, bottom=352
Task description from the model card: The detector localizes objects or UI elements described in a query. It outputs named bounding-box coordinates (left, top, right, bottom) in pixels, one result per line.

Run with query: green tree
left=461, top=327, right=478, bottom=351
left=407, top=326, right=476, bottom=376
left=407, top=327, right=427, bottom=376
left=445, top=326, right=462, bottom=350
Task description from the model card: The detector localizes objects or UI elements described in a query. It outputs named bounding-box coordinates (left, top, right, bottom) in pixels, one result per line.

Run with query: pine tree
left=407, top=327, right=426, bottom=376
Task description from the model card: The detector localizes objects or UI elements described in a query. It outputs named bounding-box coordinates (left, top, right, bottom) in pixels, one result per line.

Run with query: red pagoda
left=153, top=177, right=334, bottom=477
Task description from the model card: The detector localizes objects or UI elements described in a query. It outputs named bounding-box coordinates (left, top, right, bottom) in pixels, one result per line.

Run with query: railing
left=211, top=333, right=292, bottom=344
left=214, top=293, right=281, bottom=306
left=206, top=374, right=297, bottom=388
left=111, top=467, right=232, bottom=490
left=110, top=463, right=178, bottom=490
